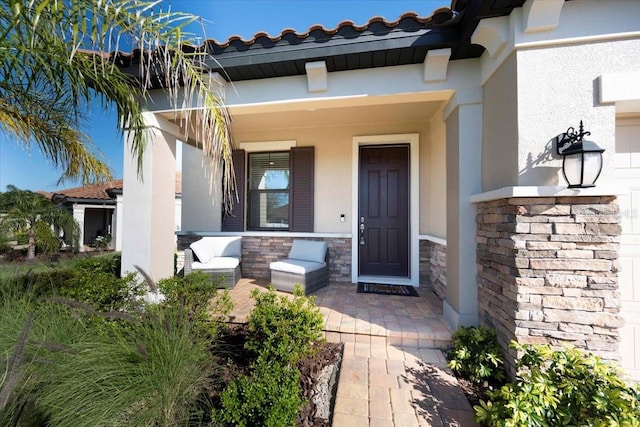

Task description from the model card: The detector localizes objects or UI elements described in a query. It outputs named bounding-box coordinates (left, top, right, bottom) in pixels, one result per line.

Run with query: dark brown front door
left=358, top=145, right=409, bottom=277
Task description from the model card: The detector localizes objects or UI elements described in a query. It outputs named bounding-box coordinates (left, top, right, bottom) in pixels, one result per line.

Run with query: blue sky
left=0, top=0, right=445, bottom=192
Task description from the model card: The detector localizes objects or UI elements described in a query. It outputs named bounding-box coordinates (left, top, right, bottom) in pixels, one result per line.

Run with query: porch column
left=72, top=205, right=85, bottom=252
left=121, top=121, right=176, bottom=281
left=113, top=194, right=123, bottom=251
left=444, top=90, right=483, bottom=328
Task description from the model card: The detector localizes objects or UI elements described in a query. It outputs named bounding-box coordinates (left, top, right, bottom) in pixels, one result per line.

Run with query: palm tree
left=0, top=0, right=236, bottom=212
left=0, top=185, right=80, bottom=260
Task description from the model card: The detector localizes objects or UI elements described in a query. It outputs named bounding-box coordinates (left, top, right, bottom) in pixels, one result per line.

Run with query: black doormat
left=357, top=282, right=419, bottom=297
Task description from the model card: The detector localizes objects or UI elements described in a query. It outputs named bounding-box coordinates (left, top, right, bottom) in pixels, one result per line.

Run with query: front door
left=358, top=145, right=410, bottom=277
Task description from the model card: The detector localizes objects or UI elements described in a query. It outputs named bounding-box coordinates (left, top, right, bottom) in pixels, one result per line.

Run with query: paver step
left=323, top=329, right=452, bottom=350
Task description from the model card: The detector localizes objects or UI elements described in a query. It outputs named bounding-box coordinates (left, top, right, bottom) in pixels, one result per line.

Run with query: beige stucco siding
left=445, top=107, right=461, bottom=309
left=233, top=119, right=434, bottom=234
left=515, top=39, right=640, bottom=187
left=482, top=53, right=519, bottom=192
left=425, top=105, right=447, bottom=238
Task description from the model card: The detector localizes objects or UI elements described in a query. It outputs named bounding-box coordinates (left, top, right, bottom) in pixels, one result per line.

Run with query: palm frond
left=0, top=0, right=236, bottom=211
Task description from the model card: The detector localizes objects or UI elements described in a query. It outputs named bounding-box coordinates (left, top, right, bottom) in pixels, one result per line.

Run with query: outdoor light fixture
left=555, top=120, right=605, bottom=188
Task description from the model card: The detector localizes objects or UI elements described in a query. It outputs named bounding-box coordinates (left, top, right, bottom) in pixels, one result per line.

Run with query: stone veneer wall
left=177, top=235, right=352, bottom=283
left=476, top=196, right=621, bottom=373
left=420, top=239, right=447, bottom=300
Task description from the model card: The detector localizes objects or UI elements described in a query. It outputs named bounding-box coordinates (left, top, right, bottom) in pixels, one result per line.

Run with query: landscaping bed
left=0, top=254, right=343, bottom=426
left=212, top=324, right=343, bottom=426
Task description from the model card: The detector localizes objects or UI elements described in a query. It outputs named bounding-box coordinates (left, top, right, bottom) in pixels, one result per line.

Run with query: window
left=222, top=146, right=314, bottom=233
left=247, top=152, right=290, bottom=230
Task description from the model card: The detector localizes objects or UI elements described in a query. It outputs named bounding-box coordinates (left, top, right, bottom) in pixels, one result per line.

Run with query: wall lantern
left=555, top=120, right=605, bottom=188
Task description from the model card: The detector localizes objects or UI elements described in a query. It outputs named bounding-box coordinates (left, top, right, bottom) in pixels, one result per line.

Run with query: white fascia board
left=143, top=60, right=477, bottom=118
left=226, top=62, right=474, bottom=111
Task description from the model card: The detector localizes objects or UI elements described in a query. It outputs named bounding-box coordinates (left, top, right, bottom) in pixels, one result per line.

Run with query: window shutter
left=289, top=146, right=314, bottom=232
left=222, top=149, right=245, bottom=232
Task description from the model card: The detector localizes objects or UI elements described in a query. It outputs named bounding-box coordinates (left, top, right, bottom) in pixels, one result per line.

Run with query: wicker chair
left=183, top=236, right=242, bottom=289
left=270, top=240, right=329, bottom=295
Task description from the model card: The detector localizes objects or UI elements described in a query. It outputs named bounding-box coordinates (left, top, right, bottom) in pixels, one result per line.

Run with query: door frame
left=351, top=134, right=420, bottom=285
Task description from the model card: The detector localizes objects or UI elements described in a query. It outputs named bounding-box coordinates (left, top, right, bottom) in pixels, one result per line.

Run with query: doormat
left=357, top=282, right=419, bottom=297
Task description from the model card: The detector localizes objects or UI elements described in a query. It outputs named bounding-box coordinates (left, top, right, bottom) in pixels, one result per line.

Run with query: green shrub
left=71, top=253, right=121, bottom=276
left=59, top=271, right=143, bottom=312
left=447, top=326, right=505, bottom=386
left=35, top=253, right=140, bottom=312
left=157, top=271, right=234, bottom=338
left=18, top=267, right=77, bottom=297
left=246, top=285, right=324, bottom=365
left=214, top=285, right=324, bottom=426
left=214, top=358, right=303, bottom=427
left=474, top=342, right=640, bottom=426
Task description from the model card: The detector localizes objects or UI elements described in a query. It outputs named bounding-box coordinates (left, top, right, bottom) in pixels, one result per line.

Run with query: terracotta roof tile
left=207, top=10, right=447, bottom=47
left=48, top=172, right=181, bottom=201
left=52, top=180, right=123, bottom=201
left=110, top=9, right=451, bottom=62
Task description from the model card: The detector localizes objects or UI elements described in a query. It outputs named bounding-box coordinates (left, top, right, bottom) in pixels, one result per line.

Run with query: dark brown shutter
left=289, top=146, right=314, bottom=232
left=222, top=149, right=245, bottom=232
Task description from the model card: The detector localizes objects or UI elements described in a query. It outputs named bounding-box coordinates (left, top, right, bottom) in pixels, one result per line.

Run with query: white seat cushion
left=288, top=240, right=327, bottom=263
left=192, top=256, right=240, bottom=270
left=190, top=236, right=242, bottom=263
left=270, top=259, right=326, bottom=274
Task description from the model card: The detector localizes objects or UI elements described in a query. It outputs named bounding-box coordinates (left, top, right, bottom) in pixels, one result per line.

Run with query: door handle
left=359, top=217, right=365, bottom=245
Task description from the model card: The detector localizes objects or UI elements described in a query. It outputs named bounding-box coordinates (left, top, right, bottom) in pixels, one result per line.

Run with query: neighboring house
left=117, top=1, right=640, bottom=379
left=47, top=173, right=182, bottom=251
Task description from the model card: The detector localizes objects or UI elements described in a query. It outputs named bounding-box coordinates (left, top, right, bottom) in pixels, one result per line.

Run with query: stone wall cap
left=470, top=186, right=620, bottom=204
left=419, top=234, right=447, bottom=246
left=177, top=231, right=351, bottom=238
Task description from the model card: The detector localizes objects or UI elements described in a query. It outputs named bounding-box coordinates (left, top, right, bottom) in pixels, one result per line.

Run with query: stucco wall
left=232, top=119, right=432, bottom=233
left=424, top=104, right=447, bottom=238
left=445, top=108, right=461, bottom=309
left=482, top=53, right=519, bottom=191
left=516, top=39, right=640, bottom=187
left=181, top=142, right=222, bottom=231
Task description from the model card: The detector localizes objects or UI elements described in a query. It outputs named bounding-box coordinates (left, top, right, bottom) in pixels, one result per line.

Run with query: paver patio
left=225, top=279, right=479, bottom=426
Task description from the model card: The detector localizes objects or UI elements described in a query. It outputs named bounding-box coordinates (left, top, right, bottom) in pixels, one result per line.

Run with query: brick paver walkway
left=225, top=279, right=478, bottom=426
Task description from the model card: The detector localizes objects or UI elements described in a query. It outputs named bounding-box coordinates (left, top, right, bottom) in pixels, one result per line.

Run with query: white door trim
left=351, top=133, right=420, bottom=285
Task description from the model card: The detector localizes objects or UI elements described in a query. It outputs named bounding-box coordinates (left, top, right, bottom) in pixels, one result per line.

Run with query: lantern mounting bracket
left=556, top=120, right=591, bottom=155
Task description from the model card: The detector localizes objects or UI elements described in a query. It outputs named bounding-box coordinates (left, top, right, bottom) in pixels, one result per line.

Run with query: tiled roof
left=208, top=10, right=451, bottom=48
left=47, top=172, right=182, bottom=203
left=51, top=180, right=123, bottom=201
left=112, top=1, right=525, bottom=85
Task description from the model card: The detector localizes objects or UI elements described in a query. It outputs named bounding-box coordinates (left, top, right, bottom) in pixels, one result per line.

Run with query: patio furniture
left=270, top=240, right=329, bottom=295
left=184, top=236, right=242, bottom=288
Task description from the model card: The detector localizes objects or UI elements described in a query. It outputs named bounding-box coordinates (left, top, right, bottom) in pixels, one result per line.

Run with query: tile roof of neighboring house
left=46, top=172, right=182, bottom=204
left=52, top=180, right=123, bottom=202
left=112, top=0, right=526, bottom=85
